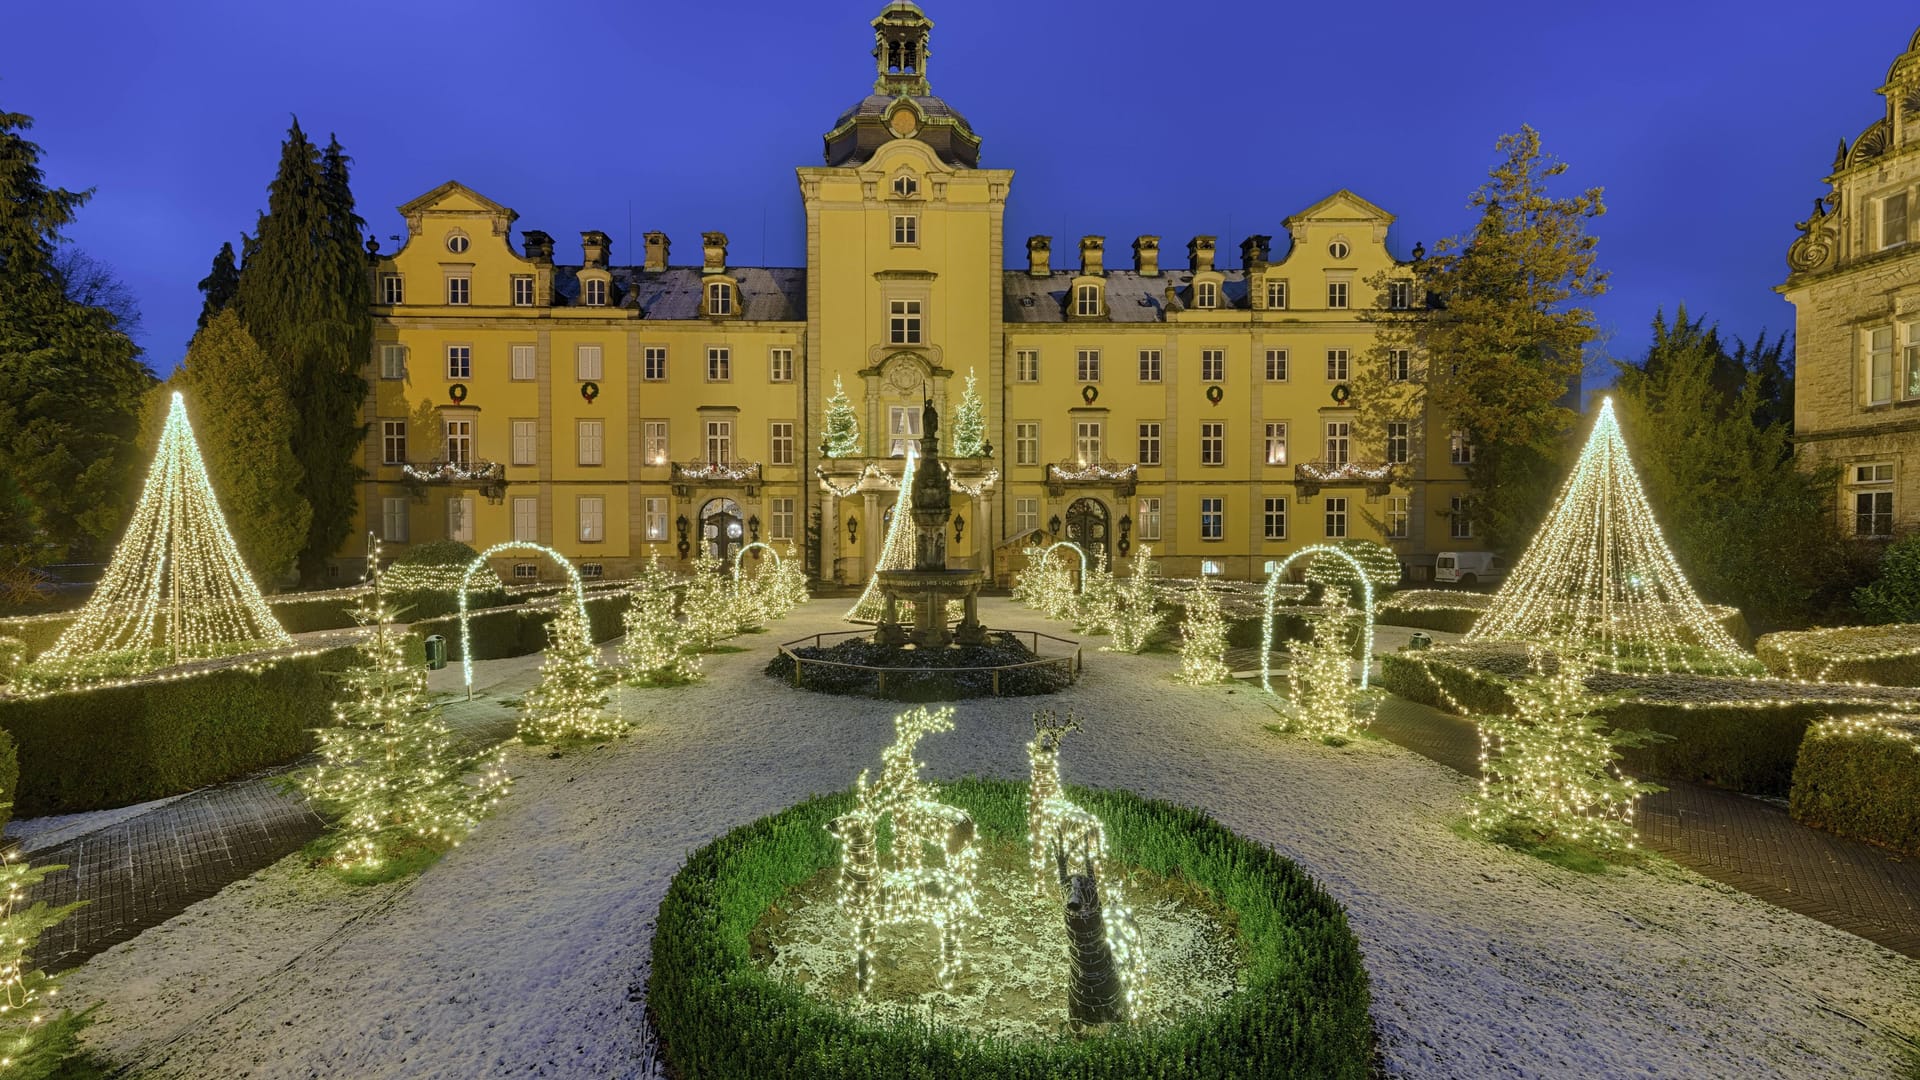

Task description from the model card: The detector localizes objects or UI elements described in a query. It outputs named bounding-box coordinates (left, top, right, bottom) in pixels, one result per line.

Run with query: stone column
left=863, top=490, right=883, bottom=576
left=820, top=489, right=840, bottom=584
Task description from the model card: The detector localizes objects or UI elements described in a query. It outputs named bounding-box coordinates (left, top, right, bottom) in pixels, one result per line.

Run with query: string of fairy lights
left=456, top=542, right=591, bottom=695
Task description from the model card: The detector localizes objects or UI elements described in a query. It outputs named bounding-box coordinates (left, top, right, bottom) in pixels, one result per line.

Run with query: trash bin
left=1408, top=632, right=1432, bottom=650
left=423, top=634, right=447, bottom=670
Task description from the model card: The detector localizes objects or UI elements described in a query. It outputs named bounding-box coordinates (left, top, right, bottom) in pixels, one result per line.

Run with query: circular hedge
left=648, top=778, right=1373, bottom=1079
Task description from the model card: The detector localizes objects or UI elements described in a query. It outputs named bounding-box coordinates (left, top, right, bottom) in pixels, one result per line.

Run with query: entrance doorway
left=700, top=497, right=743, bottom=568
left=1065, top=497, right=1110, bottom=567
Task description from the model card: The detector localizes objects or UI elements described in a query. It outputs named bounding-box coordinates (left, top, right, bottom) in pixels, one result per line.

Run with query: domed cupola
left=823, top=2, right=981, bottom=169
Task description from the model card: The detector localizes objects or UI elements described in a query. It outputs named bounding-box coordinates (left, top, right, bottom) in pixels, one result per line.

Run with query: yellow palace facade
left=347, top=2, right=1482, bottom=584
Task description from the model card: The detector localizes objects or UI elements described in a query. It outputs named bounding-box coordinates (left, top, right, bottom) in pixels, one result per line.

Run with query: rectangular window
left=707, top=346, right=731, bottom=381
left=1266, top=280, right=1287, bottom=309
left=1075, top=284, right=1101, bottom=316
left=513, top=563, right=539, bottom=581
left=769, top=348, right=794, bottom=382
left=1327, top=281, right=1348, bottom=309
left=889, top=299, right=923, bottom=344
left=1386, top=495, right=1409, bottom=539
left=1200, top=348, right=1225, bottom=383
left=447, top=276, right=470, bottom=306
left=577, top=419, right=604, bottom=466
left=381, top=497, right=409, bottom=543
left=511, top=344, right=536, bottom=381
left=1386, top=421, right=1409, bottom=465
left=770, top=421, right=795, bottom=466
left=1199, top=497, right=1223, bottom=540
left=1263, top=497, right=1287, bottom=540
left=1449, top=496, right=1473, bottom=539
left=578, top=496, right=605, bottom=543
left=1014, top=497, right=1040, bottom=535
left=1869, top=326, right=1895, bottom=404
left=584, top=278, right=607, bottom=306
left=1137, top=497, right=1161, bottom=541
left=705, top=420, right=733, bottom=464
left=1450, top=430, right=1474, bottom=465
left=1265, top=348, right=1289, bottom=381
left=380, top=274, right=404, bottom=305
left=446, top=344, right=471, bottom=379
left=1856, top=490, right=1895, bottom=537
left=1325, top=348, right=1349, bottom=381
left=579, top=562, right=604, bottom=579
left=643, top=421, right=669, bottom=465
left=707, top=281, right=733, bottom=315
left=1325, top=497, right=1348, bottom=539
left=512, top=419, right=537, bottom=466
left=1324, top=421, right=1350, bottom=466
left=576, top=344, right=603, bottom=381
left=513, top=496, right=538, bottom=543
left=1076, top=349, right=1101, bottom=382
left=1388, top=349, right=1411, bottom=382
left=511, top=275, right=534, bottom=306
left=893, top=214, right=918, bottom=245
left=1016, top=349, right=1040, bottom=383
left=1907, top=324, right=1920, bottom=399
left=645, top=497, right=669, bottom=541
left=381, top=420, right=407, bottom=465
left=1137, top=422, right=1161, bottom=465
left=445, top=418, right=473, bottom=465
left=380, top=344, right=407, bottom=379
left=1387, top=280, right=1412, bottom=309
left=1195, top=281, right=1217, bottom=309
left=447, top=495, right=474, bottom=542
left=1138, top=349, right=1161, bottom=382
left=1264, top=422, right=1288, bottom=466
left=644, top=346, right=667, bottom=381
left=887, top=406, right=922, bottom=457
left=1200, top=421, right=1224, bottom=466
left=1074, top=420, right=1102, bottom=464
left=770, top=497, right=795, bottom=541
left=1015, top=422, right=1040, bottom=466
left=1856, top=463, right=1895, bottom=483
left=1882, top=192, right=1909, bottom=250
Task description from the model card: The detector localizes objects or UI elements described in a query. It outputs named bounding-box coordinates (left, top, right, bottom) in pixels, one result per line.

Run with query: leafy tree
left=196, top=240, right=240, bottom=331
left=822, top=374, right=862, bottom=458
left=235, top=121, right=370, bottom=583
left=1360, top=125, right=1607, bottom=551
left=951, top=367, right=986, bottom=457
left=1854, top=535, right=1920, bottom=624
left=0, top=112, right=154, bottom=568
left=178, top=310, right=311, bottom=587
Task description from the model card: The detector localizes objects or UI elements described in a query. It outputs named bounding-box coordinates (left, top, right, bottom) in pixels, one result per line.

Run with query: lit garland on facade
left=457, top=542, right=590, bottom=695
left=1294, top=460, right=1393, bottom=483
left=1465, top=398, right=1746, bottom=671
left=618, top=554, right=701, bottom=686
left=35, top=391, right=291, bottom=679
left=1048, top=461, right=1139, bottom=484
left=672, top=459, right=762, bottom=483
left=518, top=602, right=625, bottom=745
left=1176, top=580, right=1230, bottom=685
left=1258, top=545, right=1377, bottom=695
left=401, top=460, right=505, bottom=484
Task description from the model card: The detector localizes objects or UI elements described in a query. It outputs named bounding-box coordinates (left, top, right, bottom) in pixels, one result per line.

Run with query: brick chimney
left=1079, top=235, right=1105, bottom=276
left=701, top=231, right=728, bottom=273
left=1026, top=235, right=1052, bottom=276
left=521, top=230, right=554, bottom=263
left=1187, top=235, right=1216, bottom=274
left=643, top=231, right=670, bottom=272
left=1132, top=235, right=1160, bottom=276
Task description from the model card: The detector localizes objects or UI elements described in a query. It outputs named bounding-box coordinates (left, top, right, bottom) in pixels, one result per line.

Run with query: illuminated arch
left=458, top=542, right=593, bottom=694
left=731, top=541, right=780, bottom=575
left=1257, top=545, right=1376, bottom=694
left=1039, top=541, right=1087, bottom=590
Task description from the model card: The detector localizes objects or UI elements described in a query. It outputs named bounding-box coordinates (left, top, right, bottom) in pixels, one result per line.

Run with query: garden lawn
left=52, top=598, right=1920, bottom=1079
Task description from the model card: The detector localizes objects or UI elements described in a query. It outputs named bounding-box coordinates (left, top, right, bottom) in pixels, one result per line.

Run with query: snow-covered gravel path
left=59, top=599, right=1920, bottom=1078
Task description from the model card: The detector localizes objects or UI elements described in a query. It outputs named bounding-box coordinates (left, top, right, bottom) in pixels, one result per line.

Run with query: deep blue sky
left=6, top=1, right=1915, bottom=377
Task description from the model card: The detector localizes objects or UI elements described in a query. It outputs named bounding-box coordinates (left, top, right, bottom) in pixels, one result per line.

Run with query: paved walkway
left=1230, top=644, right=1920, bottom=959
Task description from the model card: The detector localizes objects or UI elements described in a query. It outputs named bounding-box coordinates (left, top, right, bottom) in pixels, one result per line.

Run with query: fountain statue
left=874, top=398, right=988, bottom=647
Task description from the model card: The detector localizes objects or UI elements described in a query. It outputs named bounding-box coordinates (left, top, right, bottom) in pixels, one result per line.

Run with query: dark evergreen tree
left=196, top=240, right=240, bottom=331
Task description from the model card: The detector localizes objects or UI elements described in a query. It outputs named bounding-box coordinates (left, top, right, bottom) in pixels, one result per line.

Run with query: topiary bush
left=1854, top=534, right=1920, bottom=624
left=649, top=778, right=1373, bottom=1079
left=1790, top=714, right=1920, bottom=855
left=1375, top=590, right=1488, bottom=635
left=1754, top=624, right=1920, bottom=687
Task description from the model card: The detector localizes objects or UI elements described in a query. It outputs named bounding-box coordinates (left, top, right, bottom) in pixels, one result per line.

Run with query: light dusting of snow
left=53, top=599, right=1920, bottom=1078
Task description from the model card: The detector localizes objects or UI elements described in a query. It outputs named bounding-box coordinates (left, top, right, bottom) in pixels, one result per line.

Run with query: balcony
left=671, top=459, right=762, bottom=496
left=1045, top=459, right=1137, bottom=499
left=401, top=459, right=508, bottom=501
left=1293, top=460, right=1393, bottom=497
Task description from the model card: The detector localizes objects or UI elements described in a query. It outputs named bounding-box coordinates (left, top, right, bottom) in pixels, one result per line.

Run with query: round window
left=1328, top=240, right=1351, bottom=260
left=446, top=233, right=470, bottom=254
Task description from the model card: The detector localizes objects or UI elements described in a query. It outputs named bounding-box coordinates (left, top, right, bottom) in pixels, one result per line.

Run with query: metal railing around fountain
left=776, top=628, right=1083, bottom=696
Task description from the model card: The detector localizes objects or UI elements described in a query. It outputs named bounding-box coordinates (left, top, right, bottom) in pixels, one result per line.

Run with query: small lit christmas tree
left=1013, top=546, right=1080, bottom=622
left=680, top=546, right=737, bottom=650
left=822, top=374, right=862, bottom=459
left=1075, top=549, right=1119, bottom=636
left=1285, top=603, right=1372, bottom=740
left=520, top=602, right=624, bottom=745
left=302, top=561, right=510, bottom=874
left=0, top=851, right=88, bottom=1075
left=951, top=367, right=987, bottom=457
left=1472, top=648, right=1656, bottom=853
left=769, top=543, right=811, bottom=614
left=1102, top=547, right=1164, bottom=654
left=619, top=555, right=701, bottom=687
left=1176, top=580, right=1230, bottom=685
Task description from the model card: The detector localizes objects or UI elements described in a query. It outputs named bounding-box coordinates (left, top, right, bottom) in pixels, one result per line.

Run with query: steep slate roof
left=1002, top=270, right=1251, bottom=323
left=547, top=266, right=807, bottom=320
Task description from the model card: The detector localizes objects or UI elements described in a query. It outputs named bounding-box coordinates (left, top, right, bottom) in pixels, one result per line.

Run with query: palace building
left=349, top=1, right=1482, bottom=584
left=1781, top=26, right=1920, bottom=540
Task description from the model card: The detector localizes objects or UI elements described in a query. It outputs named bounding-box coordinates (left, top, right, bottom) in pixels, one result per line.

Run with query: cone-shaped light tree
left=1464, top=397, right=1746, bottom=670
left=35, top=391, right=291, bottom=677
left=846, top=445, right=920, bottom=624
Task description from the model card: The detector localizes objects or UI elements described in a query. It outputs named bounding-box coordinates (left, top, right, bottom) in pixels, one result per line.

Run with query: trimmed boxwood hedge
left=1790, top=715, right=1920, bottom=855
left=1375, top=606, right=1480, bottom=635
left=649, top=777, right=1373, bottom=1080
left=1755, top=625, right=1920, bottom=687
left=0, top=646, right=361, bottom=817
left=406, top=593, right=626, bottom=662
left=0, top=728, right=18, bottom=836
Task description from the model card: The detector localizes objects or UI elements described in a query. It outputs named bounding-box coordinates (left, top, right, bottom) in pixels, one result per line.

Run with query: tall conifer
left=195, top=241, right=239, bottom=331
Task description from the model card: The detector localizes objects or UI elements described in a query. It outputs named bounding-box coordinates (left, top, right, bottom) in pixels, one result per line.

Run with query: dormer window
left=446, top=232, right=470, bottom=254
left=584, top=278, right=607, bottom=306
left=707, top=281, right=734, bottom=316
left=1075, top=283, right=1101, bottom=317
left=1195, top=281, right=1218, bottom=309
left=892, top=175, right=919, bottom=198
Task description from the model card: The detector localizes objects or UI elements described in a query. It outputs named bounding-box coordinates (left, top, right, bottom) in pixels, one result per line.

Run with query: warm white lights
left=457, top=542, right=589, bottom=695
left=519, top=601, right=625, bottom=745
left=1258, top=545, right=1377, bottom=695
left=618, top=553, right=701, bottom=686
left=1176, top=580, right=1230, bottom=685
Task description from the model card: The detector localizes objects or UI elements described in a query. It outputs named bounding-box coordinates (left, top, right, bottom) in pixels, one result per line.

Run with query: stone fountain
left=874, top=398, right=988, bottom=648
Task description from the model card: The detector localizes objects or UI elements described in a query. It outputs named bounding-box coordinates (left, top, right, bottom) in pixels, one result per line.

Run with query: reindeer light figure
left=828, top=706, right=980, bottom=995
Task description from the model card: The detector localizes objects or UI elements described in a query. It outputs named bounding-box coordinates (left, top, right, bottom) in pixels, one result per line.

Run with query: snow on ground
left=57, top=598, right=1920, bottom=1079
left=5, top=793, right=192, bottom=854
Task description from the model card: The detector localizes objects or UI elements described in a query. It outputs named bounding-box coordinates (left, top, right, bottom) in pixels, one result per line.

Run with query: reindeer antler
left=1031, top=708, right=1082, bottom=751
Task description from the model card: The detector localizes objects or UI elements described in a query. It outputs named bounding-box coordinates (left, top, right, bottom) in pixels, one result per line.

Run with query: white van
left=1434, top=551, right=1505, bottom=586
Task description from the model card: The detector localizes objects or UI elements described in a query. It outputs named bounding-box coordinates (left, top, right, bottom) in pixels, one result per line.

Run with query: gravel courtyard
left=57, top=598, right=1920, bottom=1078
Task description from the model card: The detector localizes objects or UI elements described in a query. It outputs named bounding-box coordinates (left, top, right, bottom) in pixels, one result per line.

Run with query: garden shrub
left=649, top=778, right=1373, bottom=1079
left=1853, top=534, right=1920, bottom=624
left=0, top=646, right=360, bottom=816
left=0, top=617, right=76, bottom=661
left=1754, top=624, right=1920, bottom=687
left=406, top=594, right=625, bottom=662
left=0, top=728, right=18, bottom=835
left=1790, top=714, right=1920, bottom=855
